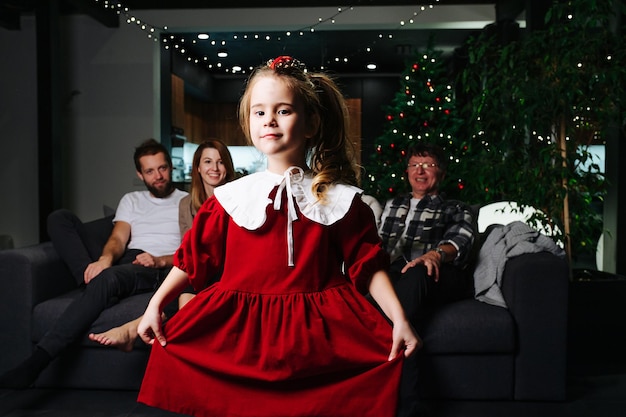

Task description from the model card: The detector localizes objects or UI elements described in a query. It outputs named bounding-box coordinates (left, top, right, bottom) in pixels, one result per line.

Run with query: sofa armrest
left=501, top=251, right=569, bottom=401
left=0, top=242, right=75, bottom=372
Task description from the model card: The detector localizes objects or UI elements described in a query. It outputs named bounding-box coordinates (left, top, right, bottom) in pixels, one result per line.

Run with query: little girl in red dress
left=137, top=56, right=419, bottom=417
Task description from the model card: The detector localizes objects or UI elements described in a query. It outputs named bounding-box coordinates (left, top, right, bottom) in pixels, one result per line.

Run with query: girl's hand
left=389, top=319, right=421, bottom=361
left=137, top=305, right=167, bottom=347
left=136, top=266, right=189, bottom=347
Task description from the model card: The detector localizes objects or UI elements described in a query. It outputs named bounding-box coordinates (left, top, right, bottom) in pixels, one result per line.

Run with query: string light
left=92, top=0, right=440, bottom=74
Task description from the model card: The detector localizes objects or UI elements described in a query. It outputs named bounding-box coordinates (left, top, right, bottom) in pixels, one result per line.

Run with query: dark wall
left=339, top=75, right=401, bottom=155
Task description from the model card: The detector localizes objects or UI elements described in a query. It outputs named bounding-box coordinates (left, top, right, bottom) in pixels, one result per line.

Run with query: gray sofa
left=0, top=217, right=569, bottom=400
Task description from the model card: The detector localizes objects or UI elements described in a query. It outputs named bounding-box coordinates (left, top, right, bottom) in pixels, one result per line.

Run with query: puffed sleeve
left=338, top=195, right=391, bottom=294
left=174, top=196, right=229, bottom=291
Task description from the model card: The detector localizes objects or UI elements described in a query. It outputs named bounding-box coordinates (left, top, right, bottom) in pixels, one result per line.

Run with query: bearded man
left=0, top=139, right=187, bottom=389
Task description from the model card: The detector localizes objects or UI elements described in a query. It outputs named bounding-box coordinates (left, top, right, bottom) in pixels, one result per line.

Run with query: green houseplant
left=457, top=0, right=626, bottom=261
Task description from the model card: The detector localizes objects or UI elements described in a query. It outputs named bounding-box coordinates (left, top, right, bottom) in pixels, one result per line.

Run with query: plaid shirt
left=379, top=194, right=475, bottom=266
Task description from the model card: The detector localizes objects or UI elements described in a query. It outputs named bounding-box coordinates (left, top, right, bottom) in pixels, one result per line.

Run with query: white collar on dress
left=214, top=168, right=362, bottom=266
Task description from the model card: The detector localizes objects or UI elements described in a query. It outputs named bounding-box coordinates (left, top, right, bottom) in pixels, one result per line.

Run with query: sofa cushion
left=419, top=298, right=515, bottom=354
left=32, top=290, right=154, bottom=351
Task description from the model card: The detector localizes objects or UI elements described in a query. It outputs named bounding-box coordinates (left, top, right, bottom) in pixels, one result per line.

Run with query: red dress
left=138, top=170, right=402, bottom=417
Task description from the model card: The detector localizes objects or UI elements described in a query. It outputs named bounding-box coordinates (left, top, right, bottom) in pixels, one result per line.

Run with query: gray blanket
left=474, top=221, right=566, bottom=308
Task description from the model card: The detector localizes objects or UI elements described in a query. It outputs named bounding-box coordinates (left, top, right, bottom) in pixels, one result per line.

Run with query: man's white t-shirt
left=113, top=189, right=188, bottom=257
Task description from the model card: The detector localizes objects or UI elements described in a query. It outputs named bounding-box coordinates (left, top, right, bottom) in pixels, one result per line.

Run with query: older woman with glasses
left=377, top=142, right=477, bottom=417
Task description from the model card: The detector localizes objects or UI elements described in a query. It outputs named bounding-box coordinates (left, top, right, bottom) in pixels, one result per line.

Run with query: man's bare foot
left=89, top=316, right=142, bottom=352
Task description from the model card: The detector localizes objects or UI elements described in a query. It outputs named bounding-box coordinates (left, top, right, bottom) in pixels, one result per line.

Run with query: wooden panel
left=346, top=98, right=362, bottom=167
left=171, top=74, right=185, bottom=130
left=183, top=99, right=247, bottom=145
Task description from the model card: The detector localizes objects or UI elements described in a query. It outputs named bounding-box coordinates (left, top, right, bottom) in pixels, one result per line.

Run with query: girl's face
left=197, top=147, right=228, bottom=188
left=248, top=75, right=311, bottom=172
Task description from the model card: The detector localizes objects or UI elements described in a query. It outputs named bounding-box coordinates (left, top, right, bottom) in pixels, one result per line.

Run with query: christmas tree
left=362, top=44, right=467, bottom=203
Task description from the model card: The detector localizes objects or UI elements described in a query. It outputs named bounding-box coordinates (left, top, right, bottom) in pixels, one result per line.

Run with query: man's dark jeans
left=41, top=209, right=170, bottom=357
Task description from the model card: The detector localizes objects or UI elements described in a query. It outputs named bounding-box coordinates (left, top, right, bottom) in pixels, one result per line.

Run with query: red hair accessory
left=267, top=56, right=306, bottom=71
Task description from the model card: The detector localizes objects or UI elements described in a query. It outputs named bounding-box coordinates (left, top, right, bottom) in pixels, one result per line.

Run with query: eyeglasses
left=407, top=162, right=438, bottom=171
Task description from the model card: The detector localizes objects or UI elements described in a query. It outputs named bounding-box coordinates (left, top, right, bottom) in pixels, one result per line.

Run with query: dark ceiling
left=0, top=0, right=499, bottom=18
left=166, top=27, right=484, bottom=75
left=1, top=0, right=516, bottom=74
